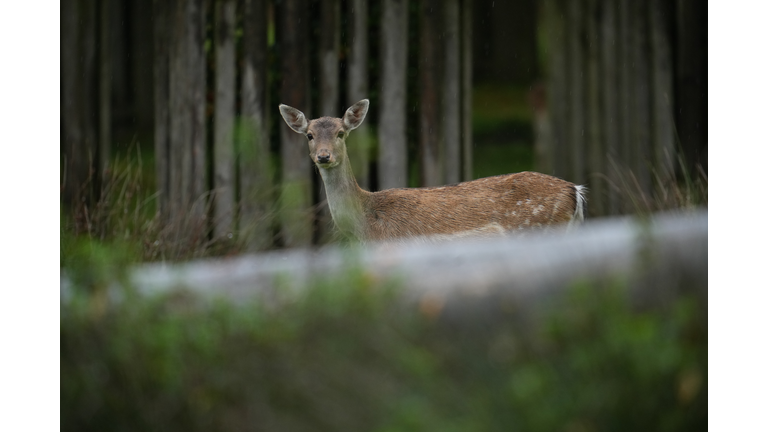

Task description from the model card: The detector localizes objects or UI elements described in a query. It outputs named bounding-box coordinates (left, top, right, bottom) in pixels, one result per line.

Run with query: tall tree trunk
left=240, top=0, right=272, bottom=251
left=585, top=0, right=603, bottom=217
left=169, top=0, right=207, bottom=228
left=319, top=0, right=340, bottom=117
left=62, top=0, right=81, bottom=205
left=62, top=0, right=98, bottom=210
left=347, top=0, right=371, bottom=190
left=631, top=0, right=652, bottom=199
left=419, top=0, right=443, bottom=187
left=99, top=0, right=112, bottom=174
left=214, top=0, right=237, bottom=239
left=649, top=0, right=676, bottom=192
left=543, top=0, right=568, bottom=180
left=565, top=0, right=585, bottom=185
left=617, top=0, right=633, bottom=213
left=460, top=0, right=473, bottom=182
left=443, top=0, right=461, bottom=185
left=279, top=0, right=313, bottom=247
left=378, top=0, right=409, bottom=190
left=600, top=0, right=621, bottom=215
left=153, top=0, right=171, bottom=221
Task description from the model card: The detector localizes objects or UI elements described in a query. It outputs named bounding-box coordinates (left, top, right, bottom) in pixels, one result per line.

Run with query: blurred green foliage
left=61, top=249, right=706, bottom=432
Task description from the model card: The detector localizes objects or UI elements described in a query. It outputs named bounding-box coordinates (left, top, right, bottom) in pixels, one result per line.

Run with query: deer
left=279, top=99, right=587, bottom=244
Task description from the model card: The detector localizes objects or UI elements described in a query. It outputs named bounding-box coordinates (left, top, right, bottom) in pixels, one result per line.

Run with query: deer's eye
left=307, top=133, right=313, bottom=140
left=337, top=131, right=344, bottom=139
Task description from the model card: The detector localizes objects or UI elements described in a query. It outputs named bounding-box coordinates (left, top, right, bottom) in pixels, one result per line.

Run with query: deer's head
left=279, top=99, right=369, bottom=169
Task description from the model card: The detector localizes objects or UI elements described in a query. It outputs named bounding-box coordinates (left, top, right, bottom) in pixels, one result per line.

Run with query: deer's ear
left=342, top=99, right=369, bottom=131
left=279, top=104, right=309, bottom=134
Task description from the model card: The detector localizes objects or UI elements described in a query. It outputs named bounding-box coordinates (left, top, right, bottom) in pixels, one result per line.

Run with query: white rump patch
left=567, top=185, right=588, bottom=230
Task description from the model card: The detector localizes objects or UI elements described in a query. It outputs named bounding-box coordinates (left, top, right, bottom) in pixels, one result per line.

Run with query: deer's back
left=363, top=171, right=579, bottom=241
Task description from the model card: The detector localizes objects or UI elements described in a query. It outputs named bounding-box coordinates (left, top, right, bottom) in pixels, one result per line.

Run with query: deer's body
left=279, top=100, right=586, bottom=244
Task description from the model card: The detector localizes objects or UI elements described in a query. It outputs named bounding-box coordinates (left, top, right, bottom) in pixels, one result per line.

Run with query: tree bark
left=443, top=0, right=461, bottom=185
left=585, top=0, right=603, bottom=217
left=99, top=0, right=112, bottom=174
left=544, top=0, right=568, bottom=180
left=378, top=0, right=409, bottom=190
left=61, top=0, right=98, bottom=209
left=649, top=0, right=676, bottom=192
left=600, top=0, right=621, bottom=215
left=319, top=0, right=340, bottom=117
left=631, top=0, right=652, bottom=199
left=279, top=0, right=313, bottom=247
left=346, top=0, right=371, bottom=190
left=616, top=0, right=633, bottom=213
left=460, top=0, right=473, bottom=182
left=419, top=0, right=443, bottom=187
left=214, top=0, right=237, bottom=239
left=153, top=0, right=171, bottom=221
left=240, top=0, right=272, bottom=251
left=565, top=0, right=585, bottom=185
left=169, top=0, right=207, bottom=225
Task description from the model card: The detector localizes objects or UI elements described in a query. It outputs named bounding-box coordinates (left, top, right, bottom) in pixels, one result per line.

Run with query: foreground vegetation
left=61, top=243, right=706, bottom=432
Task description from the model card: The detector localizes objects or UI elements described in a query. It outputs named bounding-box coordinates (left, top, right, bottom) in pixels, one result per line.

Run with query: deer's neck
left=318, top=158, right=369, bottom=240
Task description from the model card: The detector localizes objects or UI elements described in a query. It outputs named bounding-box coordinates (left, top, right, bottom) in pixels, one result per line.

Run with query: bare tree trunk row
left=540, top=0, right=694, bottom=216
left=148, top=0, right=476, bottom=252
left=60, top=0, right=129, bottom=222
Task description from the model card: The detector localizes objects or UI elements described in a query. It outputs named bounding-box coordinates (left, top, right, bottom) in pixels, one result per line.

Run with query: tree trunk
left=585, top=0, right=603, bottom=217
left=240, top=0, right=272, bottom=251
left=543, top=0, right=568, bottom=180
left=600, top=0, right=621, bottom=215
left=565, top=0, right=585, bottom=185
left=649, top=0, right=676, bottom=193
left=460, top=0, right=473, bottom=182
left=617, top=0, right=633, bottom=213
left=61, top=0, right=98, bottom=210
left=153, top=0, right=171, bottom=221
left=279, top=0, right=313, bottom=247
left=214, top=0, right=237, bottom=239
left=631, top=0, right=652, bottom=199
left=443, top=0, right=461, bottom=185
left=346, top=0, right=371, bottom=190
left=319, top=0, right=340, bottom=117
left=169, top=0, right=207, bottom=227
left=419, top=0, right=443, bottom=187
left=99, top=0, right=112, bottom=174
left=378, top=0, right=409, bottom=190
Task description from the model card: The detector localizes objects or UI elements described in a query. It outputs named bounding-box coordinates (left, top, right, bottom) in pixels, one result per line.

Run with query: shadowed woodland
left=61, top=0, right=706, bottom=257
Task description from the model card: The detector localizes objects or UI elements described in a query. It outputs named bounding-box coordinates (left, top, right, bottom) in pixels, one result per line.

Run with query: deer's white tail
left=568, top=185, right=588, bottom=229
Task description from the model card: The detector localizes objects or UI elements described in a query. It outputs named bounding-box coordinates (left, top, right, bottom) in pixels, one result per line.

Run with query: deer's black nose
left=317, top=154, right=330, bottom=164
